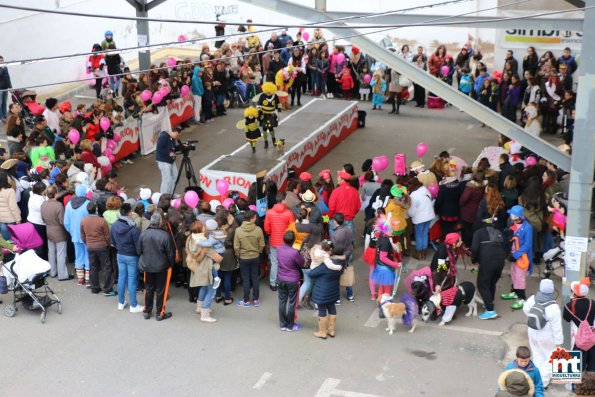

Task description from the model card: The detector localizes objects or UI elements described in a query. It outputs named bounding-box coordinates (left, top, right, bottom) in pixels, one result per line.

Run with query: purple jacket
left=276, top=244, right=304, bottom=283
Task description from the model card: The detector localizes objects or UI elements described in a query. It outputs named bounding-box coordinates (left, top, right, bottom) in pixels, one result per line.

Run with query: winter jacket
left=40, top=199, right=67, bottom=242
left=511, top=220, right=534, bottom=272
left=191, top=67, right=204, bottom=96
left=459, top=181, right=485, bottom=224
left=186, top=233, right=215, bottom=287
left=276, top=244, right=304, bottom=283
left=309, top=258, right=342, bottom=304
left=264, top=204, right=295, bottom=247
left=137, top=226, right=174, bottom=273
left=331, top=225, right=353, bottom=259
left=496, top=368, right=536, bottom=397
left=293, top=201, right=322, bottom=225
left=220, top=226, right=238, bottom=272
left=155, top=131, right=179, bottom=164
left=557, top=55, right=578, bottom=75
left=385, top=197, right=409, bottom=233
left=328, top=182, right=361, bottom=221
left=474, top=72, right=491, bottom=97
left=498, top=162, right=516, bottom=191
left=234, top=220, right=265, bottom=259
left=110, top=216, right=141, bottom=257
left=503, top=361, right=543, bottom=397
left=475, top=199, right=507, bottom=231
left=80, top=215, right=110, bottom=250
left=435, top=180, right=461, bottom=219
left=470, top=225, right=505, bottom=268
left=0, top=66, right=12, bottom=90
left=0, top=187, right=21, bottom=224
left=408, top=186, right=435, bottom=225
left=284, top=191, right=301, bottom=212
left=64, top=197, right=89, bottom=243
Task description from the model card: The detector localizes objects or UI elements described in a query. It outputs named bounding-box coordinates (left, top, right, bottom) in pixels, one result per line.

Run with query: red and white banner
left=168, top=96, right=195, bottom=127
left=139, top=107, right=172, bottom=155
left=199, top=167, right=256, bottom=201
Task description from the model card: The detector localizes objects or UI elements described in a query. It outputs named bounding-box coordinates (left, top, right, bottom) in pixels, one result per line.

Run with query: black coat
left=434, top=181, right=461, bottom=218
left=498, top=162, right=516, bottom=191
left=470, top=225, right=505, bottom=268
left=309, top=260, right=342, bottom=304
left=137, top=226, right=175, bottom=273
left=0, top=66, right=11, bottom=89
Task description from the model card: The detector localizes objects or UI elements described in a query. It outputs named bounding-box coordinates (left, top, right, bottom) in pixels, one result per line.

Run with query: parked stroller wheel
left=57, top=302, right=62, bottom=314
left=4, top=304, right=16, bottom=317
left=40, top=311, right=46, bottom=324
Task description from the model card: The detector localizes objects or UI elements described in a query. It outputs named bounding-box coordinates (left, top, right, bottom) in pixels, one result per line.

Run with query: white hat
left=539, top=279, right=554, bottom=295
left=209, top=199, right=221, bottom=213
left=301, top=190, right=316, bottom=203
left=75, top=172, right=89, bottom=185
left=206, top=219, right=218, bottom=231
left=83, top=163, right=94, bottom=173
left=139, top=188, right=151, bottom=200
left=151, top=192, right=162, bottom=205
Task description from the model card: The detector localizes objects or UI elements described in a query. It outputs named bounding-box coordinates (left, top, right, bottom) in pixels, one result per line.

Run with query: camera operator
left=156, top=127, right=183, bottom=194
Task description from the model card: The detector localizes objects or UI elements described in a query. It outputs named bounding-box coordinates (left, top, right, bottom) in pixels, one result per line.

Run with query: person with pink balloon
left=155, top=127, right=183, bottom=194
left=358, top=65, right=372, bottom=101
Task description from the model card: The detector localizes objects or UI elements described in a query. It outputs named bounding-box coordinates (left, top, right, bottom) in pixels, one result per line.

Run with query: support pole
left=315, top=0, right=326, bottom=12
left=562, top=0, right=595, bottom=348
left=135, top=0, right=151, bottom=71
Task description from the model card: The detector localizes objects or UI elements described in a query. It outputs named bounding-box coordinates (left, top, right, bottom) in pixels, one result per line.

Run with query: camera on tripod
left=177, top=139, right=198, bottom=156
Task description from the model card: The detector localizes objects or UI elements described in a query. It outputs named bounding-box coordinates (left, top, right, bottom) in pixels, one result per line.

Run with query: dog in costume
left=275, top=66, right=296, bottom=109
left=243, top=106, right=262, bottom=153
left=257, top=82, right=281, bottom=148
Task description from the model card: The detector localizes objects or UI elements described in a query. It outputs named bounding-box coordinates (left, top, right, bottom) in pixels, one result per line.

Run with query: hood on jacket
left=497, top=369, right=534, bottom=396
left=111, top=217, right=136, bottom=237
left=272, top=203, right=288, bottom=213
left=70, top=196, right=88, bottom=210
left=466, top=180, right=484, bottom=189
left=193, top=66, right=202, bottom=76
left=240, top=220, right=257, bottom=232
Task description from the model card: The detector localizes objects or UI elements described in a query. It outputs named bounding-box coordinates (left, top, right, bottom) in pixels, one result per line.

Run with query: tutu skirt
left=371, top=263, right=396, bottom=286
left=362, top=247, right=376, bottom=266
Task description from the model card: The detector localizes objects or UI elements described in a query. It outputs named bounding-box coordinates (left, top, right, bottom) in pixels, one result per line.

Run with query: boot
left=264, top=140, right=269, bottom=149
left=200, top=308, right=217, bottom=323
left=314, top=316, right=328, bottom=339
left=251, top=145, right=256, bottom=153
left=327, top=314, right=337, bottom=337
left=84, top=270, right=91, bottom=288
left=271, top=137, right=277, bottom=146
left=76, top=269, right=85, bottom=286
left=196, top=300, right=203, bottom=314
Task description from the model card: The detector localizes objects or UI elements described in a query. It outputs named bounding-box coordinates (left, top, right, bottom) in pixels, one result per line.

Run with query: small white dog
left=378, top=293, right=418, bottom=334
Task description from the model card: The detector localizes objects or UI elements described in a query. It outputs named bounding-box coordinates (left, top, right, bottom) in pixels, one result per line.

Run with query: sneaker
left=269, top=284, right=277, bottom=292
left=280, top=327, right=288, bottom=331
left=212, top=277, right=221, bottom=290
left=511, top=300, right=525, bottom=310
left=500, top=292, right=518, bottom=300
left=253, top=299, right=261, bottom=307
left=103, top=290, right=117, bottom=297
left=285, top=323, right=302, bottom=332
left=236, top=300, right=252, bottom=307
left=130, top=305, right=144, bottom=313
left=118, top=301, right=128, bottom=311
left=348, top=296, right=355, bottom=303
left=156, top=312, right=172, bottom=321
left=143, top=312, right=151, bottom=320
left=335, top=299, right=341, bottom=305
left=479, top=310, right=498, bottom=320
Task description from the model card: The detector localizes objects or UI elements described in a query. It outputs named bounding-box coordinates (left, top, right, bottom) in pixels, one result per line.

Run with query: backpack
left=459, top=75, right=472, bottom=94
left=527, top=299, right=556, bottom=330
left=566, top=299, right=595, bottom=351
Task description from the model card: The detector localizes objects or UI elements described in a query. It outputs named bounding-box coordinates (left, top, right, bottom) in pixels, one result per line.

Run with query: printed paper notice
left=565, top=250, right=581, bottom=272
left=565, top=236, right=589, bottom=253
left=138, top=34, right=148, bottom=47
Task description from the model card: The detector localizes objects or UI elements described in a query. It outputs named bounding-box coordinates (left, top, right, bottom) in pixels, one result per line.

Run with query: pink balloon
left=248, top=205, right=257, bottom=211
left=302, top=31, right=309, bottom=41
left=379, top=155, right=389, bottom=170
left=222, top=198, right=235, bottom=209
left=152, top=92, right=163, bottom=105
left=372, top=156, right=386, bottom=172
left=108, top=154, right=116, bottom=163
left=100, top=117, right=110, bottom=132
left=441, top=65, right=450, bottom=76
left=336, top=53, right=345, bottom=65
left=167, top=57, right=177, bottom=67
left=101, top=164, right=112, bottom=175
left=363, top=74, right=371, bottom=84
left=394, top=153, right=406, bottom=176
left=112, top=133, right=121, bottom=143
left=525, top=156, right=537, bottom=167
left=107, top=140, right=117, bottom=151
left=416, top=142, right=428, bottom=158
left=184, top=190, right=199, bottom=209
left=67, top=129, right=80, bottom=145
left=103, top=149, right=112, bottom=157
left=178, top=34, right=186, bottom=42
left=159, top=86, right=169, bottom=97
left=172, top=198, right=181, bottom=209
left=141, top=90, right=152, bottom=102
left=428, top=183, right=439, bottom=199
left=181, top=85, right=190, bottom=97
left=216, top=179, right=229, bottom=196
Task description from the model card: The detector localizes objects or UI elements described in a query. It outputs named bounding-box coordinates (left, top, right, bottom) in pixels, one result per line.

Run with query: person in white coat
left=407, top=179, right=436, bottom=260
left=522, top=279, right=563, bottom=388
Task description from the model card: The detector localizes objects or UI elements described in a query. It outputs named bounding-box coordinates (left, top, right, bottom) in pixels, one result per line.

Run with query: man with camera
left=155, top=127, right=183, bottom=194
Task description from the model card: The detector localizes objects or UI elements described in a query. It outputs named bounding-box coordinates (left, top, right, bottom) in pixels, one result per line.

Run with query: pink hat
left=299, top=172, right=312, bottom=182
left=318, top=169, right=331, bottom=179
left=525, top=156, right=537, bottom=167
left=444, top=233, right=461, bottom=246
left=337, top=170, right=351, bottom=181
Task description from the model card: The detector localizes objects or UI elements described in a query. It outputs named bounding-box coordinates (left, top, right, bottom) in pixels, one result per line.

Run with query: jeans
left=192, top=95, right=202, bottom=122
left=198, top=284, right=216, bottom=309
left=157, top=161, right=178, bottom=195
left=0, top=90, right=7, bottom=120
left=0, top=222, right=14, bottom=241
left=269, top=246, right=279, bottom=286
left=108, top=75, right=120, bottom=94
left=73, top=242, right=90, bottom=270
left=345, top=286, right=354, bottom=299
left=315, top=74, right=327, bottom=94
left=414, top=220, right=431, bottom=251
left=89, top=248, right=112, bottom=292
left=299, top=268, right=312, bottom=302
left=117, top=254, right=139, bottom=307
left=239, top=257, right=260, bottom=302
left=317, top=302, right=337, bottom=317
left=216, top=270, right=233, bottom=300
left=278, top=280, right=299, bottom=328
left=216, top=94, right=225, bottom=106
left=48, top=241, right=68, bottom=279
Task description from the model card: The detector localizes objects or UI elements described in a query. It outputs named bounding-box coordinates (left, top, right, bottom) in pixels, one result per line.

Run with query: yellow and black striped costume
left=244, top=116, right=262, bottom=143
left=257, top=94, right=281, bottom=132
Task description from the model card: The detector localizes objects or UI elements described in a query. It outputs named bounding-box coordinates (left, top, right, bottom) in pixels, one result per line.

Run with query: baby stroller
left=229, top=79, right=249, bottom=108
left=2, top=249, right=62, bottom=323
left=11, top=89, right=41, bottom=127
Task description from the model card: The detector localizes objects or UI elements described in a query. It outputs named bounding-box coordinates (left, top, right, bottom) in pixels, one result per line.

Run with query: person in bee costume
left=244, top=106, right=262, bottom=153
left=257, top=82, right=281, bottom=149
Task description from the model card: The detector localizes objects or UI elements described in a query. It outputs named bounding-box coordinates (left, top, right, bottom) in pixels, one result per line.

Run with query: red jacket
left=264, top=203, right=295, bottom=247
left=81, top=150, right=99, bottom=169
left=336, top=74, right=354, bottom=90
left=328, top=182, right=361, bottom=220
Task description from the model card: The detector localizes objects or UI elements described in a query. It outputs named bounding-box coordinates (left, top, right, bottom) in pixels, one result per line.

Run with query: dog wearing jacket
left=378, top=293, right=418, bottom=334
left=421, top=281, right=482, bottom=326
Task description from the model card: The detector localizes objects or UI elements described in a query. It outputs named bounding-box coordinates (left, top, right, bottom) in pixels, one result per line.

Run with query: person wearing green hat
left=385, top=184, right=410, bottom=254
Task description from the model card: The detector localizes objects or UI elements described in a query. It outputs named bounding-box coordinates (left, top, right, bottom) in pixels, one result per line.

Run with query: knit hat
left=318, top=169, right=331, bottom=180
left=299, top=172, right=312, bottom=182
left=337, top=170, right=351, bottom=180
left=410, top=160, right=424, bottom=171
left=206, top=219, right=218, bottom=231
left=301, top=189, right=316, bottom=203
left=139, top=188, right=151, bottom=201
left=540, top=279, right=554, bottom=295
left=75, top=184, right=88, bottom=197
left=75, top=172, right=89, bottom=185
left=571, top=277, right=590, bottom=297
left=150, top=212, right=162, bottom=227
left=151, top=192, right=162, bottom=205
left=444, top=233, right=461, bottom=246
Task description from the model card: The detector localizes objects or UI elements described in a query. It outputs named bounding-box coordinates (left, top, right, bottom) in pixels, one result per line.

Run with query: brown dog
left=275, top=138, right=285, bottom=153
left=377, top=294, right=417, bottom=334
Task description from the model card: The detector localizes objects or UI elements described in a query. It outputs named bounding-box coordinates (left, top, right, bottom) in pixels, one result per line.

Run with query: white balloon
left=209, top=199, right=222, bottom=213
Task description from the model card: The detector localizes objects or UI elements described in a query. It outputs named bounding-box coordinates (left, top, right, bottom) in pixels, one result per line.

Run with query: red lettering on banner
left=200, top=174, right=212, bottom=189
left=223, top=175, right=252, bottom=189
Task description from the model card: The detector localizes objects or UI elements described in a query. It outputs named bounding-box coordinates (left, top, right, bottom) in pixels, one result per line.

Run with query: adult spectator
left=81, top=201, right=113, bottom=295
left=191, top=66, right=204, bottom=124
left=434, top=169, right=462, bottom=236
left=214, top=21, right=225, bottom=48
left=64, top=184, right=90, bottom=286
left=498, top=153, right=516, bottom=191
left=328, top=170, right=360, bottom=239
left=278, top=29, right=293, bottom=48
left=234, top=210, right=265, bottom=306
left=0, top=171, right=20, bottom=242
left=522, top=46, right=539, bottom=77
left=330, top=213, right=354, bottom=303
left=216, top=218, right=238, bottom=305
left=557, top=47, right=578, bottom=75
left=502, top=50, right=519, bottom=76
left=284, top=179, right=301, bottom=210
left=264, top=33, right=282, bottom=51
left=459, top=172, right=485, bottom=247
left=563, top=277, right=595, bottom=372
left=264, top=194, right=295, bottom=291
left=0, top=55, right=11, bottom=122
left=110, top=203, right=143, bottom=313
left=42, top=98, right=61, bottom=140
left=28, top=182, right=48, bottom=260
left=276, top=230, right=304, bottom=331
left=196, top=201, right=215, bottom=224
left=40, top=185, right=71, bottom=280
left=155, top=127, right=182, bottom=195
left=476, top=183, right=508, bottom=232
left=408, top=178, right=435, bottom=260
left=428, top=45, right=446, bottom=77
left=6, top=103, right=25, bottom=154
left=138, top=212, right=175, bottom=321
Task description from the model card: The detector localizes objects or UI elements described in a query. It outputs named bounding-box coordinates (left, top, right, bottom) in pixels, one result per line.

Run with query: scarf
left=117, top=214, right=136, bottom=227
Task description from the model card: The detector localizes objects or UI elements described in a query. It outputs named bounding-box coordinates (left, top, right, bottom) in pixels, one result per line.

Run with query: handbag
left=167, top=223, right=183, bottom=264
left=399, top=75, right=411, bottom=87
left=300, top=240, right=312, bottom=269
left=340, top=266, right=355, bottom=287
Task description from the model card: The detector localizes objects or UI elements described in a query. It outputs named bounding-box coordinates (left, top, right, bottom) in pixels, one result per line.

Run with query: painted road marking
left=216, top=128, right=227, bottom=135
left=252, top=372, right=272, bottom=390
left=364, top=309, right=381, bottom=328
left=315, top=378, right=384, bottom=397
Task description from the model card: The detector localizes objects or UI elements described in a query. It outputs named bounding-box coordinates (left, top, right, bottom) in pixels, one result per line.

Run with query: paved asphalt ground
left=0, top=94, right=573, bottom=396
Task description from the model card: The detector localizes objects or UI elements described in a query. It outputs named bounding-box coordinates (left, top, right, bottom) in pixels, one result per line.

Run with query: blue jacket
left=504, top=360, right=544, bottom=397
left=110, top=216, right=140, bottom=257
left=281, top=48, right=292, bottom=67
left=557, top=55, right=578, bottom=75
left=309, top=259, right=342, bottom=305
left=64, top=197, right=89, bottom=244
left=278, top=33, right=293, bottom=48
left=191, top=67, right=204, bottom=96
left=155, top=131, right=178, bottom=164
left=512, top=219, right=533, bottom=273
left=474, top=72, right=491, bottom=96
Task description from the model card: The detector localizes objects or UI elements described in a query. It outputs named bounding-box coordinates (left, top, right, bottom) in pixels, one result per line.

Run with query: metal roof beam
left=239, top=0, right=571, bottom=170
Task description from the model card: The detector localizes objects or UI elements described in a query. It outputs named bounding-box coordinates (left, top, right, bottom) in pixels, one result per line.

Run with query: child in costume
left=275, top=66, right=296, bottom=109
left=370, top=72, right=386, bottom=110
left=371, top=214, right=402, bottom=297
left=243, top=106, right=262, bottom=153
left=548, top=192, right=567, bottom=237
left=336, top=67, right=354, bottom=100
left=257, top=82, right=282, bottom=149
